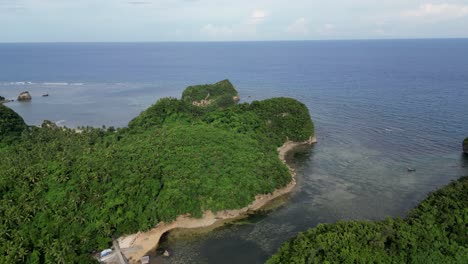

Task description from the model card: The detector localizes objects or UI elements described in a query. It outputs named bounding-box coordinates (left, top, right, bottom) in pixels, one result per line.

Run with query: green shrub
left=128, top=97, right=194, bottom=130
left=154, top=124, right=290, bottom=221
left=249, top=97, right=315, bottom=146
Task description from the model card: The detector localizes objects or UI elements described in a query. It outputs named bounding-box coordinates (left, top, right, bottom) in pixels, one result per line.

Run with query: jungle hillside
left=0, top=80, right=314, bottom=263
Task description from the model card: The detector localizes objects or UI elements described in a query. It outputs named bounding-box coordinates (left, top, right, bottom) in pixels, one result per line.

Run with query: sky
left=1, top=0, right=468, bottom=42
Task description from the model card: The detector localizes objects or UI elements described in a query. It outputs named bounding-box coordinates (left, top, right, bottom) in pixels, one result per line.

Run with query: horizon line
left=1, top=37, right=467, bottom=44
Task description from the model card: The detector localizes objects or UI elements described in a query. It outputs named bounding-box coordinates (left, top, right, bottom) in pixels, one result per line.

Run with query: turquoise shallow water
left=0, top=40, right=467, bottom=263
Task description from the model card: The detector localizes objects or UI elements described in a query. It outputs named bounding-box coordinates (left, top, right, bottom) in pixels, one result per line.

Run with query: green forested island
left=0, top=80, right=314, bottom=263
left=267, top=176, right=468, bottom=264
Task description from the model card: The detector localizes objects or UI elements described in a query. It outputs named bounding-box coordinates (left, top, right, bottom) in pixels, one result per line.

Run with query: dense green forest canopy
left=0, top=80, right=314, bottom=263
left=267, top=176, right=468, bottom=264
left=0, top=104, right=27, bottom=145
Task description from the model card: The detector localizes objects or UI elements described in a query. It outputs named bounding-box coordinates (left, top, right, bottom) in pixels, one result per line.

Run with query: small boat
left=42, top=94, right=49, bottom=97
left=407, top=168, right=416, bottom=172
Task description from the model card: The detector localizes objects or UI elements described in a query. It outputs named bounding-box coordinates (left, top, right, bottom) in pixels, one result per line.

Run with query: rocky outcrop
left=41, top=120, right=58, bottom=129
left=0, top=96, right=5, bottom=104
left=17, top=91, right=32, bottom=101
left=0, top=96, right=12, bottom=104
left=182, top=80, right=239, bottom=108
left=192, top=93, right=212, bottom=107
left=463, top=137, right=468, bottom=155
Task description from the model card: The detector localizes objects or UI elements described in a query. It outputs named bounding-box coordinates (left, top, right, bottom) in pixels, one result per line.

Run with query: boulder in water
left=17, top=91, right=32, bottom=101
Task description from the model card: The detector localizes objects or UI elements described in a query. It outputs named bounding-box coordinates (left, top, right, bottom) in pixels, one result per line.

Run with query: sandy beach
left=117, top=136, right=317, bottom=263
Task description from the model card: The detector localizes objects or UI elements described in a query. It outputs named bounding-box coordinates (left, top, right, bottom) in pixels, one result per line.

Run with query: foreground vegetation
left=0, top=81, right=314, bottom=263
left=267, top=176, right=468, bottom=264
left=0, top=104, right=27, bottom=145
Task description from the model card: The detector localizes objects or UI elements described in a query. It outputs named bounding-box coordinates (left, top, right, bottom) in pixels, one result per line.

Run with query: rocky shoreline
left=0, top=95, right=11, bottom=104
left=115, top=137, right=317, bottom=263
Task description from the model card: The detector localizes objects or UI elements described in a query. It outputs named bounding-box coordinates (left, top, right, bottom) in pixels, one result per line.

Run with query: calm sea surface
left=1, top=40, right=467, bottom=263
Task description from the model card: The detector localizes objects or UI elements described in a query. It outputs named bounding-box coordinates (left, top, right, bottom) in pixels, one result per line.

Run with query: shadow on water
left=154, top=209, right=292, bottom=264
left=200, top=237, right=269, bottom=264
left=461, top=153, right=468, bottom=174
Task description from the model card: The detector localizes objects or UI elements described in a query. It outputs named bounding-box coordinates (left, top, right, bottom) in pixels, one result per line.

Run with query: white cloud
left=3, top=0, right=468, bottom=41
left=127, top=1, right=152, bottom=5
left=200, top=24, right=234, bottom=37
left=200, top=9, right=267, bottom=39
left=373, top=29, right=386, bottom=35
left=246, top=10, right=268, bottom=24
left=250, top=10, right=267, bottom=20
left=317, top=23, right=335, bottom=35
left=401, top=3, right=468, bottom=20
left=286, top=17, right=309, bottom=35
left=199, top=22, right=260, bottom=39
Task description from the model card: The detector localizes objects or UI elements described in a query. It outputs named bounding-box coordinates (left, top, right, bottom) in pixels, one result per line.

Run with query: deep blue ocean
left=1, top=40, right=467, bottom=263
